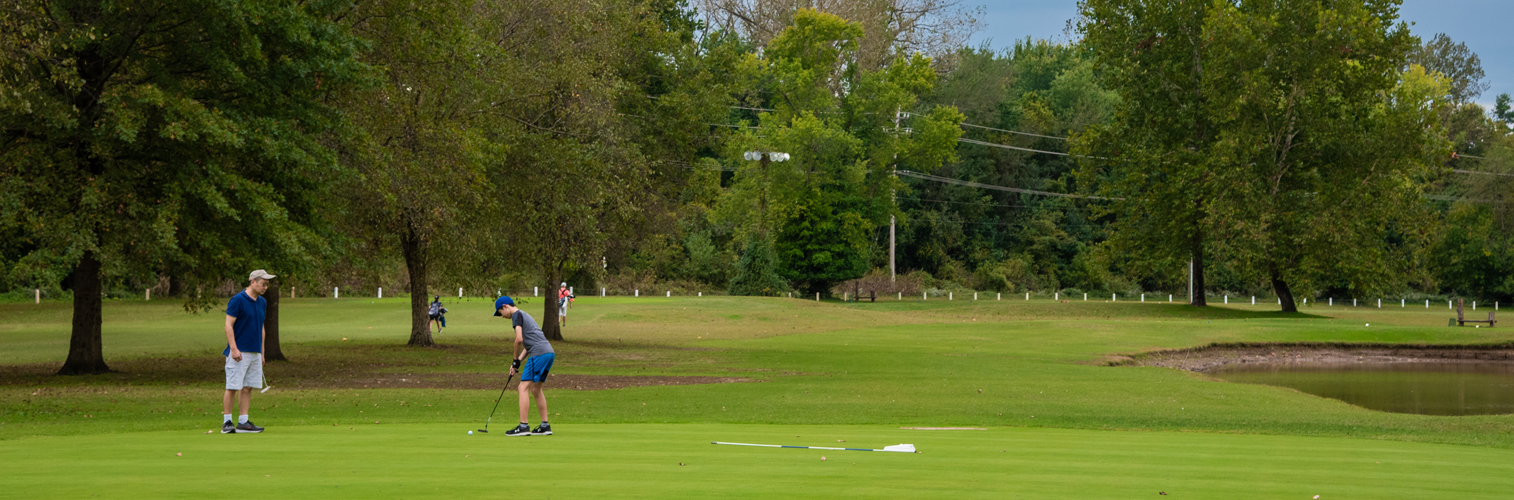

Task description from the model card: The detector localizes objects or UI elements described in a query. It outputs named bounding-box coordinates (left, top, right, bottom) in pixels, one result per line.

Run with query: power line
left=902, top=110, right=1071, bottom=139
left=686, top=97, right=1068, bottom=142
left=897, top=196, right=1043, bottom=209
left=895, top=170, right=1121, bottom=201
left=1453, top=169, right=1514, bottom=178
left=1424, top=193, right=1501, bottom=203
left=957, top=137, right=1073, bottom=157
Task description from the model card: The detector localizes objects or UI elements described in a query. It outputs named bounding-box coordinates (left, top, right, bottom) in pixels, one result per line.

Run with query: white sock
left=238, top=414, right=249, bottom=424
left=223, top=414, right=233, bottom=424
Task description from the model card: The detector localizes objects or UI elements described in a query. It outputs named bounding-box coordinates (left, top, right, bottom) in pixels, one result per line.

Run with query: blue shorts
left=520, top=353, right=555, bottom=383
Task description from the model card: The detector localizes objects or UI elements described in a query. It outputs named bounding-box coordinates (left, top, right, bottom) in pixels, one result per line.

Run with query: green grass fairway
left=3, top=296, right=1514, bottom=497
left=5, top=423, right=1513, bottom=499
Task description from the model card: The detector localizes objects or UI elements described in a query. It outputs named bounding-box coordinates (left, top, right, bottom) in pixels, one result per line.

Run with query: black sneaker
left=504, top=424, right=531, bottom=436
left=221, top=421, right=236, bottom=434
left=235, top=421, right=264, bottom=433
left=531, top=424, right=552, bottom=436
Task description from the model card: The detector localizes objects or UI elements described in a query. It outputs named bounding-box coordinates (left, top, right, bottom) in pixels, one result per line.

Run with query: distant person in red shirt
left=557, top=282, right=574, bottom=327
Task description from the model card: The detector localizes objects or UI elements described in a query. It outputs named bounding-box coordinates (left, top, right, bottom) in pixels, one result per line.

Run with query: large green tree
left=1212, top=1, right=1442, bottom=311
left=336, top=0, right=501, bottom=347
left=1076, top=0, right=1232, bottom=306
left=482, top=0, right=678, bottom=341
left=0, top=1, right=366, bottom=374
left=1079, top=0, right=1444, bottom=311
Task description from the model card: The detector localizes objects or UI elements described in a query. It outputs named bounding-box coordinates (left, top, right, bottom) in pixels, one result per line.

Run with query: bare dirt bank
left=1107, top=342, right=1514, bottom=372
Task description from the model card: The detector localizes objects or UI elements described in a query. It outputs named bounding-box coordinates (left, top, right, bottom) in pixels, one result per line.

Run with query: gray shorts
left=225, top=352, right=264, bottom=390
left=558, top=301, right=568, bottom=316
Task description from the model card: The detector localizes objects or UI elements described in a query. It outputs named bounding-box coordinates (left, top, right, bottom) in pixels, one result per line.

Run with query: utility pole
left=743, top=151, right=789, bottom=239
left=889, top=107, right=904, bottom=285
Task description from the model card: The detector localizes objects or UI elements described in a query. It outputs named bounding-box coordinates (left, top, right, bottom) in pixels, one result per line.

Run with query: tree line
left=2, top=0, right=1511, bottom=374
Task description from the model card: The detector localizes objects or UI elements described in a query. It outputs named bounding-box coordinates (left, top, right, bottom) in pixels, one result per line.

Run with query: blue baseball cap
left=493, top=296, right=515, bottom=316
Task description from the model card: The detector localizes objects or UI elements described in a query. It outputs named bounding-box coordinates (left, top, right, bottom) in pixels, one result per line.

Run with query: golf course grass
left=2, top=295, right=1513, bottom=497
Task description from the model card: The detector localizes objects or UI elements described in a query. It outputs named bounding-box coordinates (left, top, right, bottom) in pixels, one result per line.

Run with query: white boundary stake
left=712, top=441, right=916, bottom=453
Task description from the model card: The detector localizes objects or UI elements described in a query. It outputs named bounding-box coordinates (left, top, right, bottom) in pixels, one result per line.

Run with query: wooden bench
left=1455, top=298, right=1496, bottom=327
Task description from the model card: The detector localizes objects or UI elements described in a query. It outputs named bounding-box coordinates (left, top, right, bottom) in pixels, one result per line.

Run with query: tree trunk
left=58, top=251, right=110, bottom=375
left=264, top=279, right=287, bottom=361
left=1189, top=223, right=1208, bottom=307
left=543, top=269, right=563, bottom=341
left=168, top=273, right=184, bottom=297
left=1271, top=266, right=1297, bottom=313
left=402, top=226, right=435, bottom=347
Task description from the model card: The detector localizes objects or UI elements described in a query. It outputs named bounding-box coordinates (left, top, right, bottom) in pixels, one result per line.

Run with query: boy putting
left=494, top=296, right=555, bottom=436
left=222, top=270, right=273, bottom=433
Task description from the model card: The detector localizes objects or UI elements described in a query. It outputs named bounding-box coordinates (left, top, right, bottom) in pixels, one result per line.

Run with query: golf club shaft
left=481, top=372, right=515, bottom=431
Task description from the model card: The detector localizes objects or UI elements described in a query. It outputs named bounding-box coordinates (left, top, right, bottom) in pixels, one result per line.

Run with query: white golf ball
left=1365, top=323, right=1369, bottom=327
left=468, top=430, right=473, bottom=435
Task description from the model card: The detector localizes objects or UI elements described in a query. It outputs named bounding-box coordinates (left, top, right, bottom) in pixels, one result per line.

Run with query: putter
left=260, top=373, right=272, bottom=393
left=477, top=367, right=518, bottom=433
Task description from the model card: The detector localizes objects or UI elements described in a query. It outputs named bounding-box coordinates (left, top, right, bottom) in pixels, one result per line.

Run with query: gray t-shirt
left=511, top=310, right=554, bottom=358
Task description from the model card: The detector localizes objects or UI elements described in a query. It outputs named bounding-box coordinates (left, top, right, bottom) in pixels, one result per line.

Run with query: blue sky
left=971, top=0, right=1512, bottom=110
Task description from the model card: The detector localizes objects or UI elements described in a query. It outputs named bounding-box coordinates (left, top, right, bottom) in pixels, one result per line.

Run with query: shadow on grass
left=0, top=336, right=741, bottom=389
left=843, top=299, right=1329, bottom=321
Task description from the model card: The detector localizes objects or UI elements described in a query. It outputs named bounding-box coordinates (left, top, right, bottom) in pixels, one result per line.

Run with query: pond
left=1209, top=362, right=1514, bottom=416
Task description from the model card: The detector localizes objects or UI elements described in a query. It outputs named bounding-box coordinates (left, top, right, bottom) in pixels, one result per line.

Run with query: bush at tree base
left=727, top=239, right=790, bottom=296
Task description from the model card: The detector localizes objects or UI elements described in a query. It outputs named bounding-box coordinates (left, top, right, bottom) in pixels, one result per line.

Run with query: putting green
left=3, top=423, right=1512, bottom=498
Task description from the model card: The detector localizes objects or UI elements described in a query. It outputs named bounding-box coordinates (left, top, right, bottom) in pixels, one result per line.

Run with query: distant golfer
left=221, top=270, right=272, bottom=434
left=557, top=282, right=574, bottom=327
left=494, top=296, right=554, bottom=436
left=428, top=295, right=448, bottom=334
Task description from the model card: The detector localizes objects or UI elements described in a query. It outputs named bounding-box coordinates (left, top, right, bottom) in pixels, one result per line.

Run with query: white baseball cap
left=560, top=282, right=567, bottom=287
left=249, top=269, right=277, bottom=281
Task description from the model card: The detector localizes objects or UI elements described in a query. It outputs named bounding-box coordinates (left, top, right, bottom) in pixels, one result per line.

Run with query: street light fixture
left=744, top=151, right=789, bottom=162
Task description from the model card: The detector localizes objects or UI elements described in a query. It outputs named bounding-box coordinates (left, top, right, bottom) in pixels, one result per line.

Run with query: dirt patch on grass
left=1113, top=341, right=1514, bottom=372
left=0, top=339, right=751, bottom=391
left=286, top=373, right=757, bottom=391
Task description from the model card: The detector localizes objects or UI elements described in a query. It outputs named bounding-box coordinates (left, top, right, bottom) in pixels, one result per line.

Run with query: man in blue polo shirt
left=221, top=270, right=273, bottom=434
left=494, top=296, right=555, bottom=436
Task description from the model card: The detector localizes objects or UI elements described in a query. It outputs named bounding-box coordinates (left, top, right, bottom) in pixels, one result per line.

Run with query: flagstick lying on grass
left=712, top=441, right=916, bottom=453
